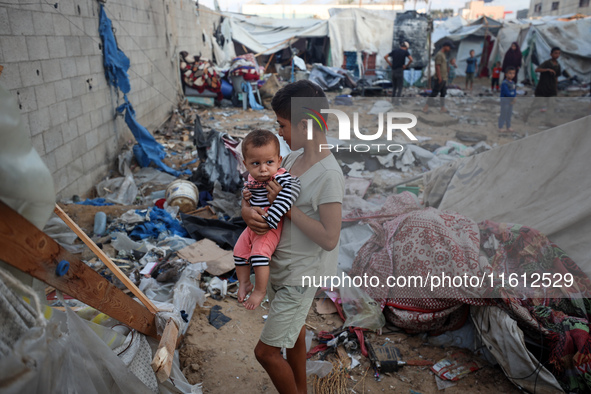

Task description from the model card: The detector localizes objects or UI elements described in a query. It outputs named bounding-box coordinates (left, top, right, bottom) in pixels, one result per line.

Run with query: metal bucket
left=165, top=180, right=198, bottom=213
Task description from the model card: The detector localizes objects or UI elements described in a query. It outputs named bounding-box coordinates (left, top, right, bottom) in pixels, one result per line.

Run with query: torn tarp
left=130, top=207, right=189, bottom=240
left=181, top=214, right=246, bottom=250
left=117, top=99, right=189, bottom=177
left=308, top=64, right=345, bottom=91
left=99, top=5, right=130, bottom=94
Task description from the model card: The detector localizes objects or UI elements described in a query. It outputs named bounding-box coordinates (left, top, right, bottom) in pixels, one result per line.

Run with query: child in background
left=465, top=50, right=478, bottom=92
left=492, top=61, right=502, bottom=91
left=233, top=129, right=300, bottom=310
left=498, top=67, right=517, bottom=133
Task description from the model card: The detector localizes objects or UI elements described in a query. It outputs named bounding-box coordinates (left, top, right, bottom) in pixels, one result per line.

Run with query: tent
left=434, top=16, right=502, bottom=77
left=520, top=17, right=591, bottom=84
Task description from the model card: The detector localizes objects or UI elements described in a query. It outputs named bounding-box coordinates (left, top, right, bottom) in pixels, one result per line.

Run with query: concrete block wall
left=0, top=0, right=219, bottom=199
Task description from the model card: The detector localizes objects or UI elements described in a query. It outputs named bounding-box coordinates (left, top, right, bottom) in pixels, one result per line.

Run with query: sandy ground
left=180, top=297, right=520, bottom=394
left=176, top=76, right=590, bottom=393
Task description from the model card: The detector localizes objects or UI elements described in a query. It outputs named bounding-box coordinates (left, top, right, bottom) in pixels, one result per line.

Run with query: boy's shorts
left=260, top=284, right=317, bottom=348
left=465, top=72, right=474, bottom=83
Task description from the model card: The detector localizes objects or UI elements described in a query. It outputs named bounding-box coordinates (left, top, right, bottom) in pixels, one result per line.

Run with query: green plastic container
left=396, top=186, right=420, bottom=196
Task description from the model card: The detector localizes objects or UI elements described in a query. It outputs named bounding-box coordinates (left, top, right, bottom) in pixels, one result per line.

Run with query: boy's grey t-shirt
left=270, top=149, right=345, bottom=286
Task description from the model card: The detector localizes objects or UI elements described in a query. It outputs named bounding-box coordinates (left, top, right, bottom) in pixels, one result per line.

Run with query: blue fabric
left=241, top=82, right=264, bottom=110
left=465, top=57, right=477, bottom=74
left=116, top=98, right=189, bottom=177
left=181, top=159, right=197, bottom=168
left=500, top=79, right=517, bottom=98
left=75, top=198, right=113, bottom=206
left=130, top=207, right=188, bottom=239
left=99, top=5, right=131, bottom=94
left=199, top=191, right=213, bottom=208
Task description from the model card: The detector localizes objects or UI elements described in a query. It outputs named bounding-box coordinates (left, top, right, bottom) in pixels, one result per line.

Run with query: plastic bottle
left=94, top=212, right=107, bottom=236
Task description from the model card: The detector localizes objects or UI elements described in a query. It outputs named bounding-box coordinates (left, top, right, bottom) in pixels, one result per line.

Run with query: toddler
left=233, top=129, right=300, bottom=309
left=491, top=61, right=502, bottom=91
left=498, top=67, right=517, bottom=133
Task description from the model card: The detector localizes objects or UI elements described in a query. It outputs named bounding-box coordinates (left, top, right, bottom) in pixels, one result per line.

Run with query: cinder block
left=43, top=127, right=63, bottom=153
left=8, top=8, right=35, bottom=36
left=32, top=12, right=54, bottom=35
left=89, top=55, right=104, bottom=73
left=53, top=167, right=69, bottom=192
left=2, top=36, right=28, bottom=62
left=15, top=87, right=37, bottom=113
left=70, top=77, right=87, bottom=97
left=60, top=57, right=77, bottom=78
left=54, top=79, right=73, bottom=101
left=57, top=1, right=76, bottom=16
left=80, top=93, right=96, bottom=114
left=64, top=36, right=81, bottom=57
left=68, top=157, right=84, bottom=185
left=0, top=8, right=10, bottom=35
left=31, top=134, right=45, bottom=155
left=83, top=17, right=98, bottom=37
left=49, top=101, right=68, bottom=127
left=75, top=56, right=90, bottom=76
left=89, top=108, right=103, bottom=129
left=34, top=83, right=57, bottom=109
left=26, top=36, right=49, bottom=60
left=46, top=36, right=66, bottom=58
left=54, top=143, right=73, bottom=169
left=28, top=106, right=51, bottom=136
left=66, top=97, right=83, bottom=119
left=71, top=135, right=87, bottom=159
left=41, top=151, right=57, bottom=174
left=0, top=65, right=22, bottom=90
left=101, top=105, right=115, bottom=125
left=80, top=36, right=96, bottom=56
left=85, top=128, right=99, bottom=150
left=40, top=59, right=62, bottom=82
left=52, top=14, right=70, bottom=35
left=76, top=113, right=91, bottom=136
left=62, top=119, right=78, bottom=143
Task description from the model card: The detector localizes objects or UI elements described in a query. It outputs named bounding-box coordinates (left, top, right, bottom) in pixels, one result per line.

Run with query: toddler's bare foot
left=237, top=282, right=253, bottom=303
left=244, top=289, right=265, bottom=310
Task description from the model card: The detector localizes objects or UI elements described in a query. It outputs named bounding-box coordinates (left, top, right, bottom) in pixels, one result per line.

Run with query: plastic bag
left=43, top=216, right=86, bottom=254
left=340, top=284, right=385, bottom=331
left=306, top=360, right=333, bottom=378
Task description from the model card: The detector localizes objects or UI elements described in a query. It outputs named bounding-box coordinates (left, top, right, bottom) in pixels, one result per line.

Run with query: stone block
left=62, top=118, right=79, bottom=143
left=70, top=77, right=87, bottom=97
left=15, top=87, right=37, bottom=112
left=53, top=14, right=70, bottom=35
left=64, top=36, right=81, bottom=57
left=54, top=143, right=73, bottom=169
left=32, top=11, right=54, bottom=35
left=54, top=79, right=73, bottom=101
left=76, top=113, right=91, bottom=135
left=0, top=64, right=22, bottom=90
left=75, top=56, right=90, bottom=76
left=43, top=126, right=63, bottom=153
left=48, top=101, right=67, bottom=127
left=85, top=128, right=99, bottom=150
left=60, top=57, right=77, bottom=78
left=28, top=106, right=50, bottom=136
left=66, top=97, right=83, bottom=119
left=8, top=8, right=34, bottom=36
left=41, top=59, right=62, bottom=82
left=2, top=36, right=28, bottom=62
left=34, top=83, right=57, bottom=109
left=0, top=8, right=10, bottom=35
left=26, top=36, right=49, bottom=60
left=46, top=36, right=66, bottom=58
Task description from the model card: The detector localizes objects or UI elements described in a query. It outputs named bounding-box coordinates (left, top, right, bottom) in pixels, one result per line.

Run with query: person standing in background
left=422, top=41, right=453, bottom=114
left=491, top=61, right=502, bottom=91
left=465, top=50, right=478, bottom=92
left=502, top=42, right=522, bottom=83
left=384, top=42, right=413, bottom=105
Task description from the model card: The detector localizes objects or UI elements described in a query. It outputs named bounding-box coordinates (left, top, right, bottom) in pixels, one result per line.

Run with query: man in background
left=384, top=41, right=413, bottom=105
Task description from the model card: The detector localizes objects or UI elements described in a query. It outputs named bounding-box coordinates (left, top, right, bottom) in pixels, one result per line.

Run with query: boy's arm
left=263, top=174, right=301, bottom=230
left=500, top=81, right=509, bottom=97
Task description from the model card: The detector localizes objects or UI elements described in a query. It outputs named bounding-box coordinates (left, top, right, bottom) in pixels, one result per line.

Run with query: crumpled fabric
left=75, top=198, right=113, bottom=206
left=181, top=214, right=246, bottom=250
left=98, top=5, right=130, bottom=94
left=130, top=207, right=188, bottom=240
left=241, top=81, right=264, bottom=110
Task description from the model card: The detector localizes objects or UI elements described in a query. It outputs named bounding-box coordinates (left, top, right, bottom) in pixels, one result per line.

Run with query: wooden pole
left=53, top=204, right=159, bottom=314
left=0, top=202, right=158, bottom=338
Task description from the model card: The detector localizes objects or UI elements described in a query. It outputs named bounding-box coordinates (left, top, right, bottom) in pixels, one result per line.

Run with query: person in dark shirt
left=465, top=49, right=478, bottom=92
left=384, top=41, right=413, bottom=104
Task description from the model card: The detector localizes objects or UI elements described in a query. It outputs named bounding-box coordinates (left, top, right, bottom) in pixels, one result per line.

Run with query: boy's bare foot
left=238, top=281, right=253, bottom=303
left=244, top=289, right=265, bottom=310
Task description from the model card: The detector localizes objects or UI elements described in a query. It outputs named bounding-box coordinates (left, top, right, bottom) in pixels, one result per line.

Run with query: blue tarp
left=130, top=207, right=189, bottom=240
left=75, top=198, right=114, bottom=206
left=99, top=5, right=187, bottom=177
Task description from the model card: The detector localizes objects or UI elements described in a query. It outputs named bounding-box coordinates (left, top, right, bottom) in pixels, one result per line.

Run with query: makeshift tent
left=520, top=17, right=591, bottom=84
left=392, top=11, right=431, bottom=69
left=434, top=16, right=502, bottom=77
left=487, top=21, right=533, bottom=81
left=227, top=13, right=328, bottom=56
left=327, top=8, right=396, bottom=70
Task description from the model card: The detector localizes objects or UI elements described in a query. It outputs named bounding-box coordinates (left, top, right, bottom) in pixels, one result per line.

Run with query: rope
left=0, top=267, right=47, bottom=327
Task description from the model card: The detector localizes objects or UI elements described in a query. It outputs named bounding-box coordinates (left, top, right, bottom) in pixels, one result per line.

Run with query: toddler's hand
left=242, top=187, right=252, bottom=202
left=266, top=180, right=283, bottom=204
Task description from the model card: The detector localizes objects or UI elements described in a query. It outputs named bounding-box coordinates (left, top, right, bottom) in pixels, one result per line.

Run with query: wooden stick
left=54, top=204, right=159, bottom=314
left=0, top=202, right=158, bottom=338
left=264, top=53, right=276, bottom=73
left=151, top=318, right=179, bottom=382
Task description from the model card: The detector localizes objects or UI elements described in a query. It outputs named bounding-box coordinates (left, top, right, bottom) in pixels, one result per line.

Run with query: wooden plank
left=53, top=204, right=159, bottom=314
left=0, top=202, right=158, bottom=338
left=151, top=318, right=179, bottom=382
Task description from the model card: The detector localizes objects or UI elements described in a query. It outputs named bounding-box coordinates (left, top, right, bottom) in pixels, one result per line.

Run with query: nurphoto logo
left=305, top=108, right=419, bottom=152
